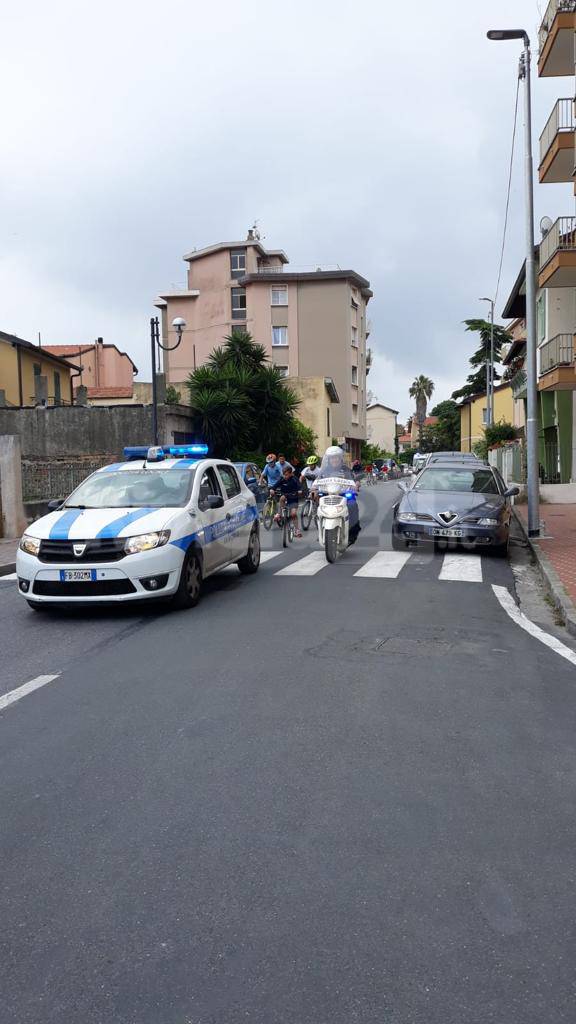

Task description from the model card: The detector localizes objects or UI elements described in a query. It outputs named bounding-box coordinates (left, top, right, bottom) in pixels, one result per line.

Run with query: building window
left=351, top=326, right=358, bottom=347
left=230, top=249, right=246, bottom=279
left=272, top=326, right=288, bottom=347
left=327, top=407, right=331, bottom=436
left=352, top=403, right=358, bottom=423
left=271, top=286, right=288, bottom=306
left=482, top=407, right=488, bottom=424
left=54, top=371, right=61, bottom=405
left=275, top=365, right=289, bottom=378
left=33, top=363, right=41, bottom=377
left=537, top=293, right=546, bottom=343
left=351, top=365, right=358, bottom=385
left=231, top=287, right=246, bottom=320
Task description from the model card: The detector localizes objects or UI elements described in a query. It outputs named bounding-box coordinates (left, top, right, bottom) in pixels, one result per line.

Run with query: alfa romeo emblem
left=438, top=510, right=458, bottom=525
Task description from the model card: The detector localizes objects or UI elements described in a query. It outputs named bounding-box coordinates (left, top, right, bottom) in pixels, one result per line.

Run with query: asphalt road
left=1, top=481, right=576, bottom=1024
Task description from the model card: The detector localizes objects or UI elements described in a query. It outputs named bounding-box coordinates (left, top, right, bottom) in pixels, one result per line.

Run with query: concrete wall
left=288, top=376, right=334, bottom=452
left=0, top=404, right=196, bottom=459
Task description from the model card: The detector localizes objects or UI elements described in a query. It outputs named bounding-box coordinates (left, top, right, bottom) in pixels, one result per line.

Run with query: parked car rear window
left=413, top=467, right=499, bottom=494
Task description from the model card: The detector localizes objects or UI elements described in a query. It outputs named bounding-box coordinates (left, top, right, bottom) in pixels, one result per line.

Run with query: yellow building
left=460, top=383, right=515, bottom=453
left=0, top=330, right=77, bottom=407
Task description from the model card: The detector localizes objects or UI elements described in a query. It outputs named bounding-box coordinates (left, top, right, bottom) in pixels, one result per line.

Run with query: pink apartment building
left=44, top=339, right=138, bottom=403
left=155, top=233, right=373, bottom=459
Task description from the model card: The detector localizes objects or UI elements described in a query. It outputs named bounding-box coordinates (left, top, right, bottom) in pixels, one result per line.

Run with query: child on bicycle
left=272, top=466, right=302, bottom=537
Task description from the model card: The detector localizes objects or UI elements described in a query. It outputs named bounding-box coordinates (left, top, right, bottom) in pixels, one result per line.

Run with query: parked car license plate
left=59, top=569, right=97, bottom=582
left=432, top=528, right=463, bottom=538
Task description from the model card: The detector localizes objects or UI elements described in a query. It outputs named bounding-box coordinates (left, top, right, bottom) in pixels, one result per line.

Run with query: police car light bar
left=123, top=443, right=209, bottom=462
left=167, top=444, right=209, bottom=456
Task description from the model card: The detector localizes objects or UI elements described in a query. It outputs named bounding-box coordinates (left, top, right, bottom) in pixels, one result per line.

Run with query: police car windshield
left=64, top=468, right=195, bottom=509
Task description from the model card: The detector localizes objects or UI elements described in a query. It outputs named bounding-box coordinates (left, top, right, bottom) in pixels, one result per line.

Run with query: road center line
left=492, top=585, right=576, bottom=667
left=0, top=674, right=62, bottom=713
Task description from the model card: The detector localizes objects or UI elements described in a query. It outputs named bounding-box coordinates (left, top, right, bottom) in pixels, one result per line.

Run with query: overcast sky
left=1, top=1, right=567, bottom=422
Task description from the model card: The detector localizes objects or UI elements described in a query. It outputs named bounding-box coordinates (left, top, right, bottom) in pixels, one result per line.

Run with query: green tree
left=409, top=375, right=435, bottom=448
left=164, top=385, right=181, bottom=405
left=429, top=399, right=461, bottom=451
left=186, top=331, right=300, bottom=458
left=452, top=319, right=511, bottom=401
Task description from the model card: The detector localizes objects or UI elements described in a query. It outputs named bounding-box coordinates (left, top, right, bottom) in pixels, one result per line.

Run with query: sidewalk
left=515, top=503, right=576, bottom=635
left=0, top=539, right=18, bottom=576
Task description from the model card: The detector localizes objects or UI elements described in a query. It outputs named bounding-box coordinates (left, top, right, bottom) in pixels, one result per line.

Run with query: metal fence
left=539, top=98, right=574, bottom=164
left=22, top=458, right=112, bottom=502
left=539, top=216, right=576, bottom=270
left=488, top=443, right=526, bottom=485
left=539, top=0, right=576, bottom=53
left=540, top=333, right=574, bottom=373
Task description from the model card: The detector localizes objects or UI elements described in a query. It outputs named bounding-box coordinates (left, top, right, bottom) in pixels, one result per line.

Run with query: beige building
left=366, top=403, right=399, bottom=453
left=155, top=233, right=373, bottom=460
left=0, top=330, right=77, bottom=407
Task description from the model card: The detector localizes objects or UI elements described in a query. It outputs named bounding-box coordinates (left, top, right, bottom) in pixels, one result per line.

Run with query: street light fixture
left=479, top=296, right=495, bottom=425
left=487, top=28, right=540, bottom=537
left=150, top=315, right=187, bottom=445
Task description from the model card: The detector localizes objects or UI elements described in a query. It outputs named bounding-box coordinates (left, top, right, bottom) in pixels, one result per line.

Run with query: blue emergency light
left=123, top=443, right=209, bottom=462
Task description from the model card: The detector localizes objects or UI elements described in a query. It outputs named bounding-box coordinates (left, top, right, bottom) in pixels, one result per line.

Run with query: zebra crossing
left=262, top=548, right=494, bottom=583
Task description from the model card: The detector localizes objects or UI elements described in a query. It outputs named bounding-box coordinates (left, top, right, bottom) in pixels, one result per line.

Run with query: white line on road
left=354, top=551, right=411, bottom=578
left=260, top=551, right=283, bottom=563
left=275, top=551, right=328, bottom=576
left=492, top=585, right=576, bottom=667
left=0, top=573, right=17, bottom=582
left=0, top=674, right=61, bottom=713
left=439, top=553, right=483, bottom=583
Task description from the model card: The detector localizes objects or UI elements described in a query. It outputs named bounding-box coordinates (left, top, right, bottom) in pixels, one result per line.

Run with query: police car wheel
left=237, top=526, right=260, bottom=575
left=173, top=550, right=202, bottom=609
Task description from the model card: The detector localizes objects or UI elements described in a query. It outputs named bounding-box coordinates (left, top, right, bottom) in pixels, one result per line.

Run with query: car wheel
left=391, top=531, right=409, bottom=551
left=237, top=526, right=261, bottom=575
left=172, top=549, right=202, bottom=609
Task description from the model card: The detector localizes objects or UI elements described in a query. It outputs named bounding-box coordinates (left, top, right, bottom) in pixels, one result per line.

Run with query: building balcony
left=538, top=217, right=576, bottom=287
left=538, top=333, right=576, bottom=390
left=538, top=0, right=576, bottom=77
left=366, top=348, right=372, bottom=375
left=510, top=368, right=527, bottom=399
left=365, top=319, right=372, bottom=338
left=539, top=99, right=575, bottom=182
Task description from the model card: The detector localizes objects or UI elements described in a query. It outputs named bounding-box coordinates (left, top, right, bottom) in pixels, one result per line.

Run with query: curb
left=513, top=509, right=576, bottom=639
left=0, top=563, right=16, bottom=577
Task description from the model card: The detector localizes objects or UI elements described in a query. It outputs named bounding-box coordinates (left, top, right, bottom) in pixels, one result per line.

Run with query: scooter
left=315, top=477, right=358, bottom=563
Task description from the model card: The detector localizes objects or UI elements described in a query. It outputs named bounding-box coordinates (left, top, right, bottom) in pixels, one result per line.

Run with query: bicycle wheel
left=263, top=499, right=275, bottom=530
left=301, top=498, right=313, bottom=531
left=288, top=518, right=295, bottom=544
left=282, top=514, right=289, bottom=548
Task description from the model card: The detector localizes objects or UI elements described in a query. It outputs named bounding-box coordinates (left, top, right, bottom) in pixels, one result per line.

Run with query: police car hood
left=29, top=505, right=177, bottom=541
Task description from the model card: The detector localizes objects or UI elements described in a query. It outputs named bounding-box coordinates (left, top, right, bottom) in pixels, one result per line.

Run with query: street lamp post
left=487, top=28, right=540, bottom=537
left=479, top=296, right=495, bottom=425
left=150, top=315, right=186, bottom=446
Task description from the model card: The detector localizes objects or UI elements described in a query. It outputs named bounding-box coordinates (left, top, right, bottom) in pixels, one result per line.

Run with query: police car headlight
left=19, top=534, right=41, bottom=556
left=124, top=530, right=170, bottom=555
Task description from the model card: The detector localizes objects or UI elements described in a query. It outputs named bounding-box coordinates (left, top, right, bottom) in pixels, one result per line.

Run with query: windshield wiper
left=62, top=504, right=94, bottom=509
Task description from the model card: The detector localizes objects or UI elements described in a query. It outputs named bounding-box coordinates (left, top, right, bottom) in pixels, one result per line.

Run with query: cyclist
left=277, top=453, right=293, bottom=473
left=259, top=453, right=283, bottom=491
left=312, top=445, right=361, bottom=545
left=272, top=466, right=302, bottom=537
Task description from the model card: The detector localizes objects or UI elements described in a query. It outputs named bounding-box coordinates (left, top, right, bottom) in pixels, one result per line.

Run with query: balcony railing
left=539, top=0, right=576, bottom=53
left=539, top=216, right=576, bottom=269
left=510, top=369, right=527, bottom=398
left=540, top=333, right=574, bottom=374
left=540, top=98, right=575, bottom=164
left=255, top=264, right=342, bottom=275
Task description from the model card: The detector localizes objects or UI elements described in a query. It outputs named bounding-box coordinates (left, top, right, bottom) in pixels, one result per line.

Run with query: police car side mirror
left=47, top=499, right=63, bottom=511
left=204, top=494, right=224, bottom=510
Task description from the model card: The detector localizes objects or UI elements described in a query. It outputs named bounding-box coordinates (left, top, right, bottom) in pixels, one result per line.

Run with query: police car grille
left=33, top=579, right=136, bottom=597
left=38, top=539, right=127, bottom=563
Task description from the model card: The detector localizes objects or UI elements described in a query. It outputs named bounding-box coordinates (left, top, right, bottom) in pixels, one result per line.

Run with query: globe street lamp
left=150, top=315, right=187, bottom=445
left=487, top=28, right=540, bottom=537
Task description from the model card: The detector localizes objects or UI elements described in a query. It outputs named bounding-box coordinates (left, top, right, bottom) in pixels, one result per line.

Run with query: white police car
left=16, top=445, right=260, bottom=610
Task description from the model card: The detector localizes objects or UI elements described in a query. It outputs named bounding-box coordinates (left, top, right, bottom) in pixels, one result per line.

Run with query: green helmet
left=306, top=455, right=319, bottom=466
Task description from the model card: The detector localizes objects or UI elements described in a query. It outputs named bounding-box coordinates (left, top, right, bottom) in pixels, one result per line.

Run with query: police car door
left=216, top=464, right=251, bottom=561
left=195, top=466, right=228, bottom=572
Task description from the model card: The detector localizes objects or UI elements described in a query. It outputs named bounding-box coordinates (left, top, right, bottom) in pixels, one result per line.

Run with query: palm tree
left=409, top=375, right=435, bottom=448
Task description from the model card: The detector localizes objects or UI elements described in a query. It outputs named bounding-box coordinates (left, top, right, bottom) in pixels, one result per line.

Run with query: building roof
left=501, top=335, right=527, bottom=366
left=183, top=240, right=289, bottom=264
left=458, top=382, right=512, bottom=407
left=43, top=342, right=138, bottom=375
left=367, top=402, right=399, bottom=415
left=0, top=330, right=81, bottom=371
left=398, top=433, right=412, bottom=443
left=240, top=269, right=373, bottom=299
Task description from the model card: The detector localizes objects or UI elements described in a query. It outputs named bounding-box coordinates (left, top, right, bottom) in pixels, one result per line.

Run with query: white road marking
left=492, top=585, right=576, bottom=668
left=0, top=573, right=17, bottom=582
left=439, top=553, right=483, bottom=583
left=354, top=551, right=411, bottom=578
left=260, top=551, right=283, bottom=563
left=0, top=674, right=61, bottom=713
left=275, top=551, right=328, bottom=576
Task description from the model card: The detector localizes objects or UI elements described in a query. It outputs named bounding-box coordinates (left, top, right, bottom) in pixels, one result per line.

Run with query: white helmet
left=324, top=445, right=343, bottom=457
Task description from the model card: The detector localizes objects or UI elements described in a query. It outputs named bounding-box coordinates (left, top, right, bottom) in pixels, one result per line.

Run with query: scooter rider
left=312, top=445, right=361, bottom=545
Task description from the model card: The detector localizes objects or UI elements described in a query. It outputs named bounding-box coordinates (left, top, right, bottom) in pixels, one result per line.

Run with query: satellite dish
left=540, top=215, right=553, bottom=237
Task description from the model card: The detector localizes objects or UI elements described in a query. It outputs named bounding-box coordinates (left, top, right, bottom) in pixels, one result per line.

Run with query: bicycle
left=278, top=497, right=296, bottom=547
left=300, top=492, right=318, bottom=532
left=262, top=492, right=278, bottom=530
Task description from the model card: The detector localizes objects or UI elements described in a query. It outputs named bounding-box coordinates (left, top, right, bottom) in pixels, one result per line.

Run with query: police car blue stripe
left=169, top=459, right=199, bottom=469
left=96, top=508, right=156, bottom=539
left=49, top=508, right=85, bottom=540
left=97, top=463, right=126, bottom=473
left=170, top=531, right=197, bottom=551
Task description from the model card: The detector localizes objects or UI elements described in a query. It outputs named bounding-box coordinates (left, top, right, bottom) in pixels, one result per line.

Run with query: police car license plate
left=432, top=528, right=462, bottom=538
left=59, top=569, right=97, bottom=582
